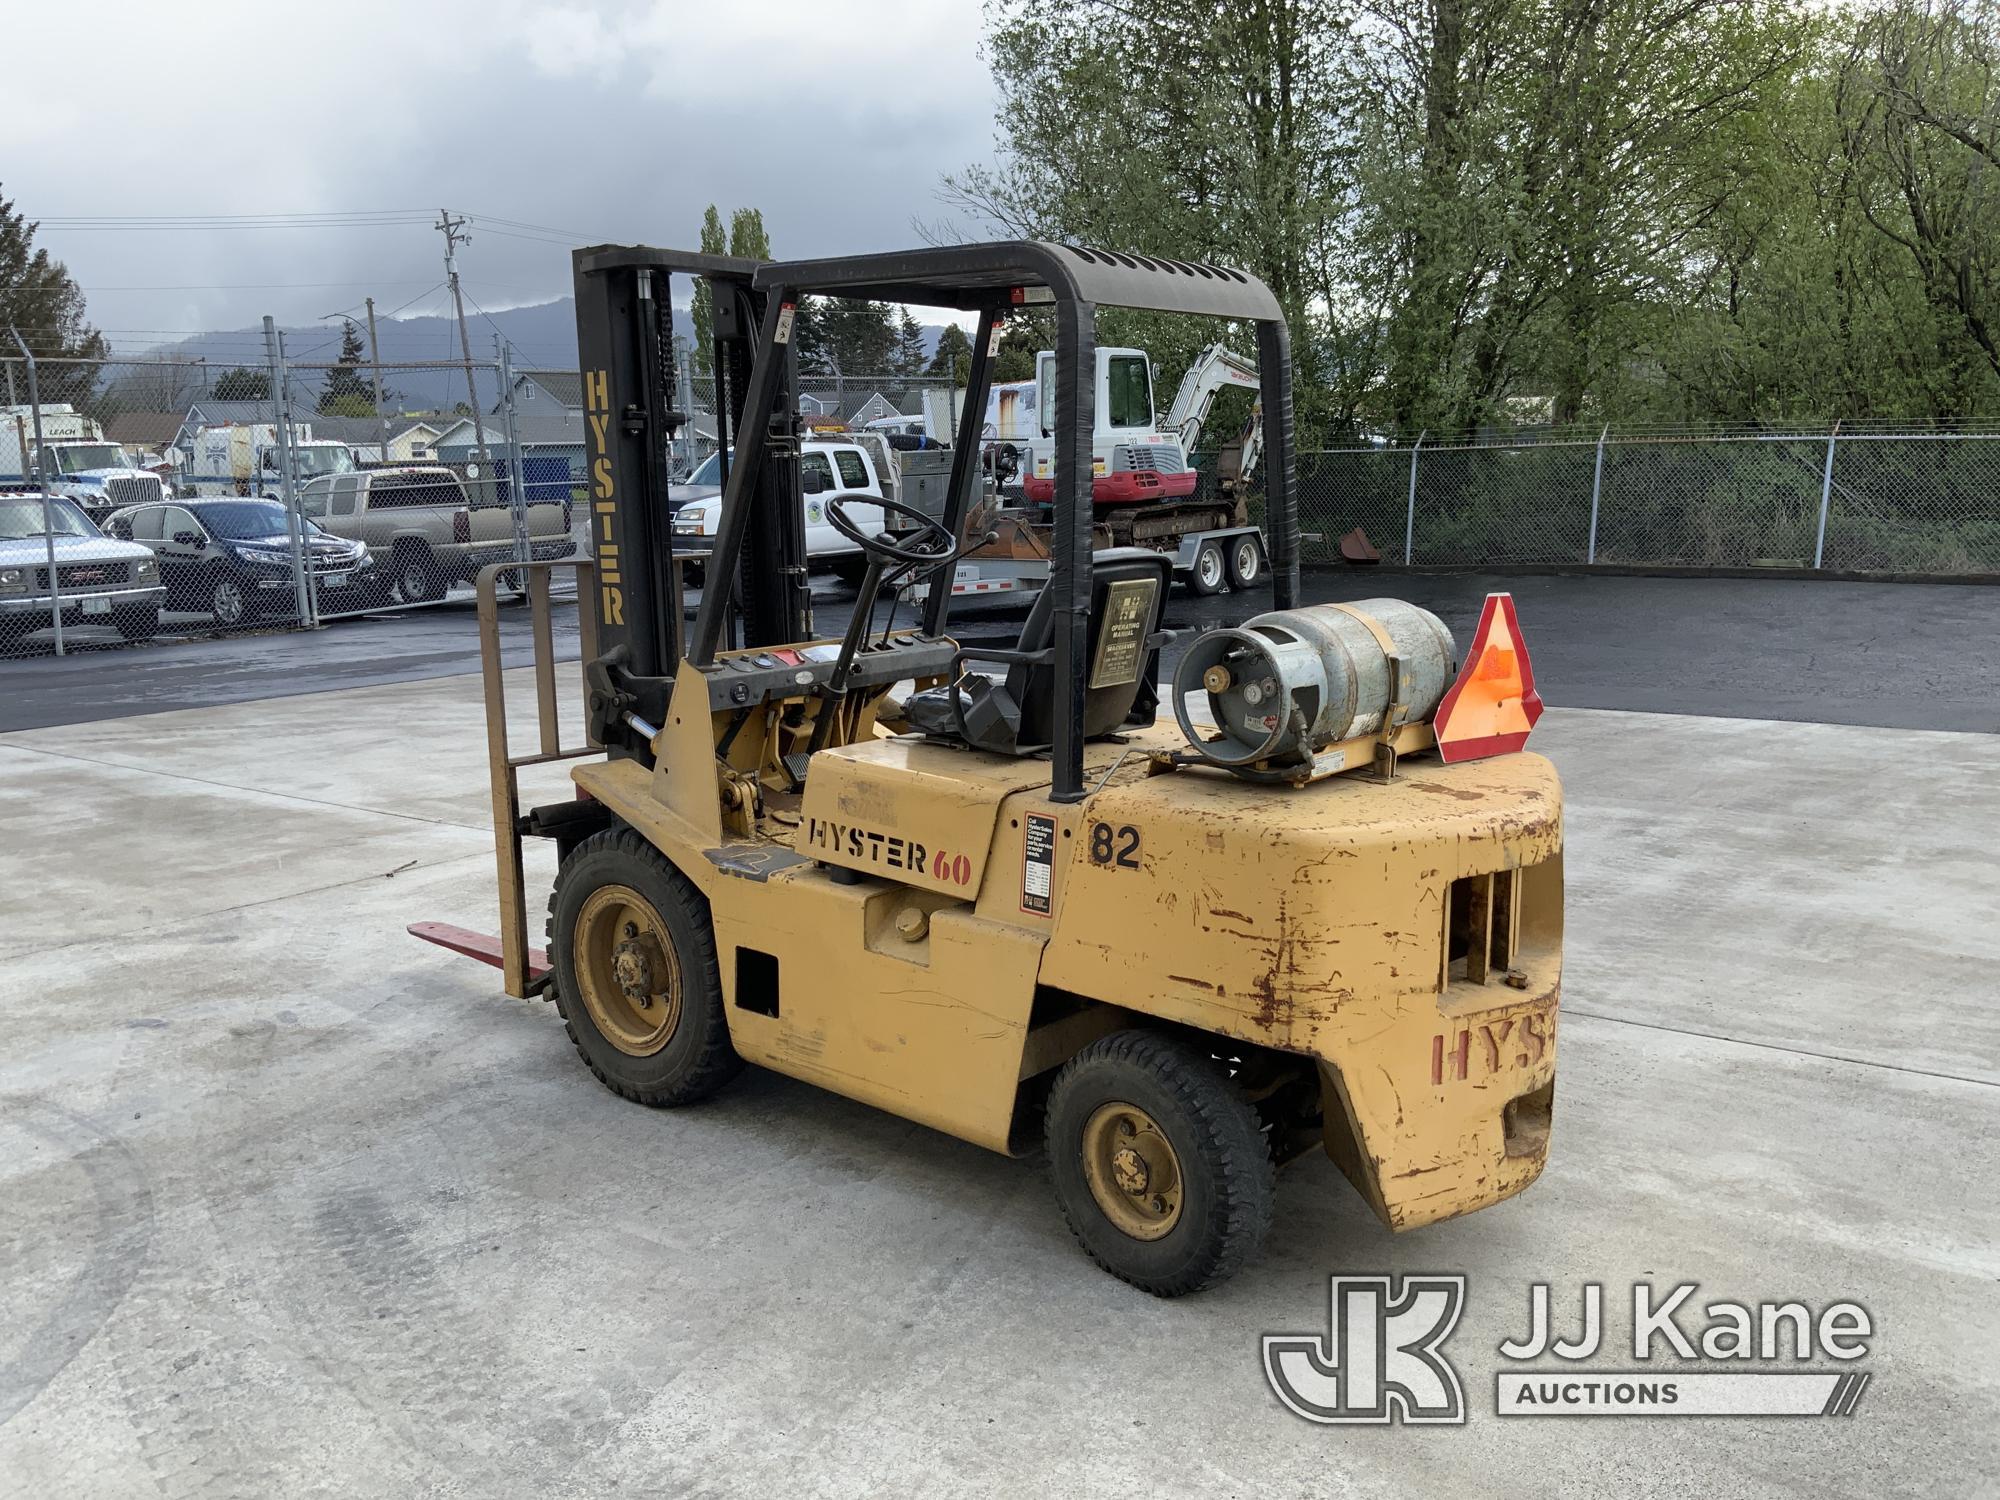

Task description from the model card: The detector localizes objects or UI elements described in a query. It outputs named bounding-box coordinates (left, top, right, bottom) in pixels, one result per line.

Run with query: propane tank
left=1172, top=599, right=1456, bottom=769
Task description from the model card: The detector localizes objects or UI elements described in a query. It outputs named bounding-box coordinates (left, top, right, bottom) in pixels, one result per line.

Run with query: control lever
left=583, top=645, right=639, bottom=749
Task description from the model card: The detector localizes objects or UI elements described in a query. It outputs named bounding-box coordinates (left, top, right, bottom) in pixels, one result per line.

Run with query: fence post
left=264, top=317, right=312, bottom=627
left=1813, top=421, right=1841, bottom=570
left=497, top=341, right=531, bottom=576
left=9, top=328, right=60, bottom=655
left=1587, top=424, right=1608, bottom=564
left=1404, top=430, right=1426, bottom=564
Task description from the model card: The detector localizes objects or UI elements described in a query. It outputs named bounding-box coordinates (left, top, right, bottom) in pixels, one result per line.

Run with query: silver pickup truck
left=298, top=465, right=574, bottom=602
left=0, top=491, right=167, bottom=642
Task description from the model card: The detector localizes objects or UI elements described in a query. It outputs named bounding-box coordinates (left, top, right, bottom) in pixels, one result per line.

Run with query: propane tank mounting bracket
left=1372, top=655, right=1409, bottom=782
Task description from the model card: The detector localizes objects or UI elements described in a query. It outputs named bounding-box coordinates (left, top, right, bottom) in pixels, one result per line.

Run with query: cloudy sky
left=8, top=0, right=999, bottom=353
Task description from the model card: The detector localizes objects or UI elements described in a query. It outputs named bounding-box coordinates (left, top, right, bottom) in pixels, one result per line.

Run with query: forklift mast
left=571, top=245, right=812, bottom=758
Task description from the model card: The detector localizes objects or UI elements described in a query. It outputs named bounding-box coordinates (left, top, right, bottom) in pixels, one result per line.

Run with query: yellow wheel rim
left=1080, top=1101, right=1184, bottom=1241
left=572, top=884, right=683, bottom=1057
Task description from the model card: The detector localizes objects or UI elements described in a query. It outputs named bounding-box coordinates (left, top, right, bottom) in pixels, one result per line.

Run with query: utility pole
left=264, top=317, right=312, bottom=626
left=496, top=335, right=531, bottom=576
left=435, top=209, right=496, bottom=495
left=9, top=326, right=61, bottom=655
left=365, top=296, right=389, bottom=465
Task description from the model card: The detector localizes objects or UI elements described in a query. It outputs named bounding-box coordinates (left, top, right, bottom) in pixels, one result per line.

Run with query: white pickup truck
left=0, top=409, right=170, bottom=521
left=670, top=439, right=888, bottom=586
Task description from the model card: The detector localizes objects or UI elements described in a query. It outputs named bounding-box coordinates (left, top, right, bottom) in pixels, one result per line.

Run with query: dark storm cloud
left=8, top=0, right=996, bottom=344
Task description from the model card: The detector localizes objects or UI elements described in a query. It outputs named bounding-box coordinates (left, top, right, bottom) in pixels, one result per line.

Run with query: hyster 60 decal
left=805, top=818, right=972, bottom=886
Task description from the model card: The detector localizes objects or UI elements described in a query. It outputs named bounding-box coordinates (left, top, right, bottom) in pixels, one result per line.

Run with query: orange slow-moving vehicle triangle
left=1433, top=592, right=1544, bottom=762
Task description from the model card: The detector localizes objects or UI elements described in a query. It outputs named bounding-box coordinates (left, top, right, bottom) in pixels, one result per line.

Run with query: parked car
left=0, top=491, right=166, bottom=642
left=671, top=440, right=888, bottom=586
left=105, top=498, right=372, bottom=626
left=297, top=465, right=574, bottom=603
left=670, top=448, right=727, bottom=514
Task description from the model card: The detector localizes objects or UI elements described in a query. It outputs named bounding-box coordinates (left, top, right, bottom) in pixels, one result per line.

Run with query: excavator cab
left=416, top=239, right=1563, bottom=1296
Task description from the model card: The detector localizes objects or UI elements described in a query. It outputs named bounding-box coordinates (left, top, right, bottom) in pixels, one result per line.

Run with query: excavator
left=413, top=239, right=1562, bottom=1295
left=943, top=339, right=1271, bottom=606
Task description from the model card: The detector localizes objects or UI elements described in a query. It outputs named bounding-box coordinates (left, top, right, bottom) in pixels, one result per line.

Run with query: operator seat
left=903, top=548, right=1172, bottom=755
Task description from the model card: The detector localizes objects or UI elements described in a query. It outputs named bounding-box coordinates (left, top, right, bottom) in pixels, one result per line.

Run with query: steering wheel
left=825, top=495, right=956, bottom=569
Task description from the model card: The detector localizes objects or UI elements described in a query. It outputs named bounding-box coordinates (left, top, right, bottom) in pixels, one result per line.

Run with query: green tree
left=688, top=205, right=775, bottom=392
left=944, top=0, right=1350, bottom=431
left=927, top=322, right=974, bottom=383
left=818, top=299, right=898, bottom=375
left=318, top=319, right=373, bottom=414
left=891, top=308, right=928, bottom=376
left=728, top=207, right=771, bottom=260
left=0, top=186, right=106, bottom=363
left=1837, top=0, right=2000, bottom=403
left=212, top=367, right=270, bottom=401
left=689, top=205, right=727, bottom=384
left=948, top=1, right=1888, bottom=434
left=792, top=296, right=831, bottom=375
left=991, top=321, right=1043, bottom=383
left=322, top=392, right=378, bottom=419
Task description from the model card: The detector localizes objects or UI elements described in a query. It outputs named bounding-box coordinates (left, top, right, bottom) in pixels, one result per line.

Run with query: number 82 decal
left=1088, top=822, right=1141, bottom=869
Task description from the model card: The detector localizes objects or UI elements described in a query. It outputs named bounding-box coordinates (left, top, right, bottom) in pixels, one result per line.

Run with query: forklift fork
left=408, top=559, right=601, bottom=998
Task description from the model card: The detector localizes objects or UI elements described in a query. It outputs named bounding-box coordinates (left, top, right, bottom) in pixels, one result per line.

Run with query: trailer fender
left=1169, top=525, right=1265, bottom=573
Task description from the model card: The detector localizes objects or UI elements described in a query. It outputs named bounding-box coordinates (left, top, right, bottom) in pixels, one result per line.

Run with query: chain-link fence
left=7, top=334, right=1994, bottom=662
left=0, top=342, right=592, bottom=656
left=1287, top=425, right=2000, bottom=574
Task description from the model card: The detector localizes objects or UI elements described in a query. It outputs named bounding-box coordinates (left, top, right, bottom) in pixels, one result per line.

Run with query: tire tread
left=1045, top=1029, right=1275, bottom=1296
left=546, top=826, right=742, bottom=1107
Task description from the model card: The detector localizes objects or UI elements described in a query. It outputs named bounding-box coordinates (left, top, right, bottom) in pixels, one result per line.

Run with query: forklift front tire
left=547, top=828, right=743, bottom=1107
left=1045, top=1030, right=1275, bottom=1296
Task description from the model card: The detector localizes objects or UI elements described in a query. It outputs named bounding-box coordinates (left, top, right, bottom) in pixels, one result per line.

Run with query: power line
left=79, top=279, right=445, bottom=292
left=35, top=211, right=435, bottom=230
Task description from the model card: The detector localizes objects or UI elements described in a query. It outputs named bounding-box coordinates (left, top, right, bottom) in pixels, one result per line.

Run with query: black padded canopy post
left=1050, top=296, right=1096, bottom=801
left=1258, top=317, right=1299, bottom=610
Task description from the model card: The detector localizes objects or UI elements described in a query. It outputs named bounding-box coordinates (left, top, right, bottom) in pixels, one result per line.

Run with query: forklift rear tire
left=1045, top=1030, right=1274, bottom=1296
left=1189, top=541, right=1228, bottom=596
left=547, top=828, right=743, bottom=1107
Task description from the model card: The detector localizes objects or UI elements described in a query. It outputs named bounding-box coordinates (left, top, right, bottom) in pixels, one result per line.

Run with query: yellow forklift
left=414, top=241, right=1563, bottom=1294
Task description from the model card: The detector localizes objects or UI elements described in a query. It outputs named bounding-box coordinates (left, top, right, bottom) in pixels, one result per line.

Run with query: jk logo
left=1263, top=1275, right=1468, bottom=1424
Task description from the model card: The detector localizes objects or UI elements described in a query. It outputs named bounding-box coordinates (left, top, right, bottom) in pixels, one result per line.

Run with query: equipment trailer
left=936, top=338, right=1271, bottom=604
left=415, top=239, right=1563, bottom=1295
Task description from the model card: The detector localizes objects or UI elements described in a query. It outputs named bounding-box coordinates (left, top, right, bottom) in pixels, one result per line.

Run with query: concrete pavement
left=2, top=667, right=1995, bottom=1496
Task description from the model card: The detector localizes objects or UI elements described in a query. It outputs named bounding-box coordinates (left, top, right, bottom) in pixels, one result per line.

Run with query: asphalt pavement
left=2, top=568, right=1995, bottom=734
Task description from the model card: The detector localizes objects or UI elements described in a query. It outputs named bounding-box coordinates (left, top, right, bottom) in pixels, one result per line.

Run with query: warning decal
left=1021, top=813, right=1056, bottom=915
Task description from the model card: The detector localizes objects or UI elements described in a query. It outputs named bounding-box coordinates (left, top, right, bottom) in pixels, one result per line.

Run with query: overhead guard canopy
left=750, top=240, right=1285, bottom=322
left=573, top=244, right=765, bottom=280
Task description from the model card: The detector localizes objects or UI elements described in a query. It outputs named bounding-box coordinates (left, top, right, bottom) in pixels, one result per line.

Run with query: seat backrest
left=1009, top=547, right=1171, bottom=746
